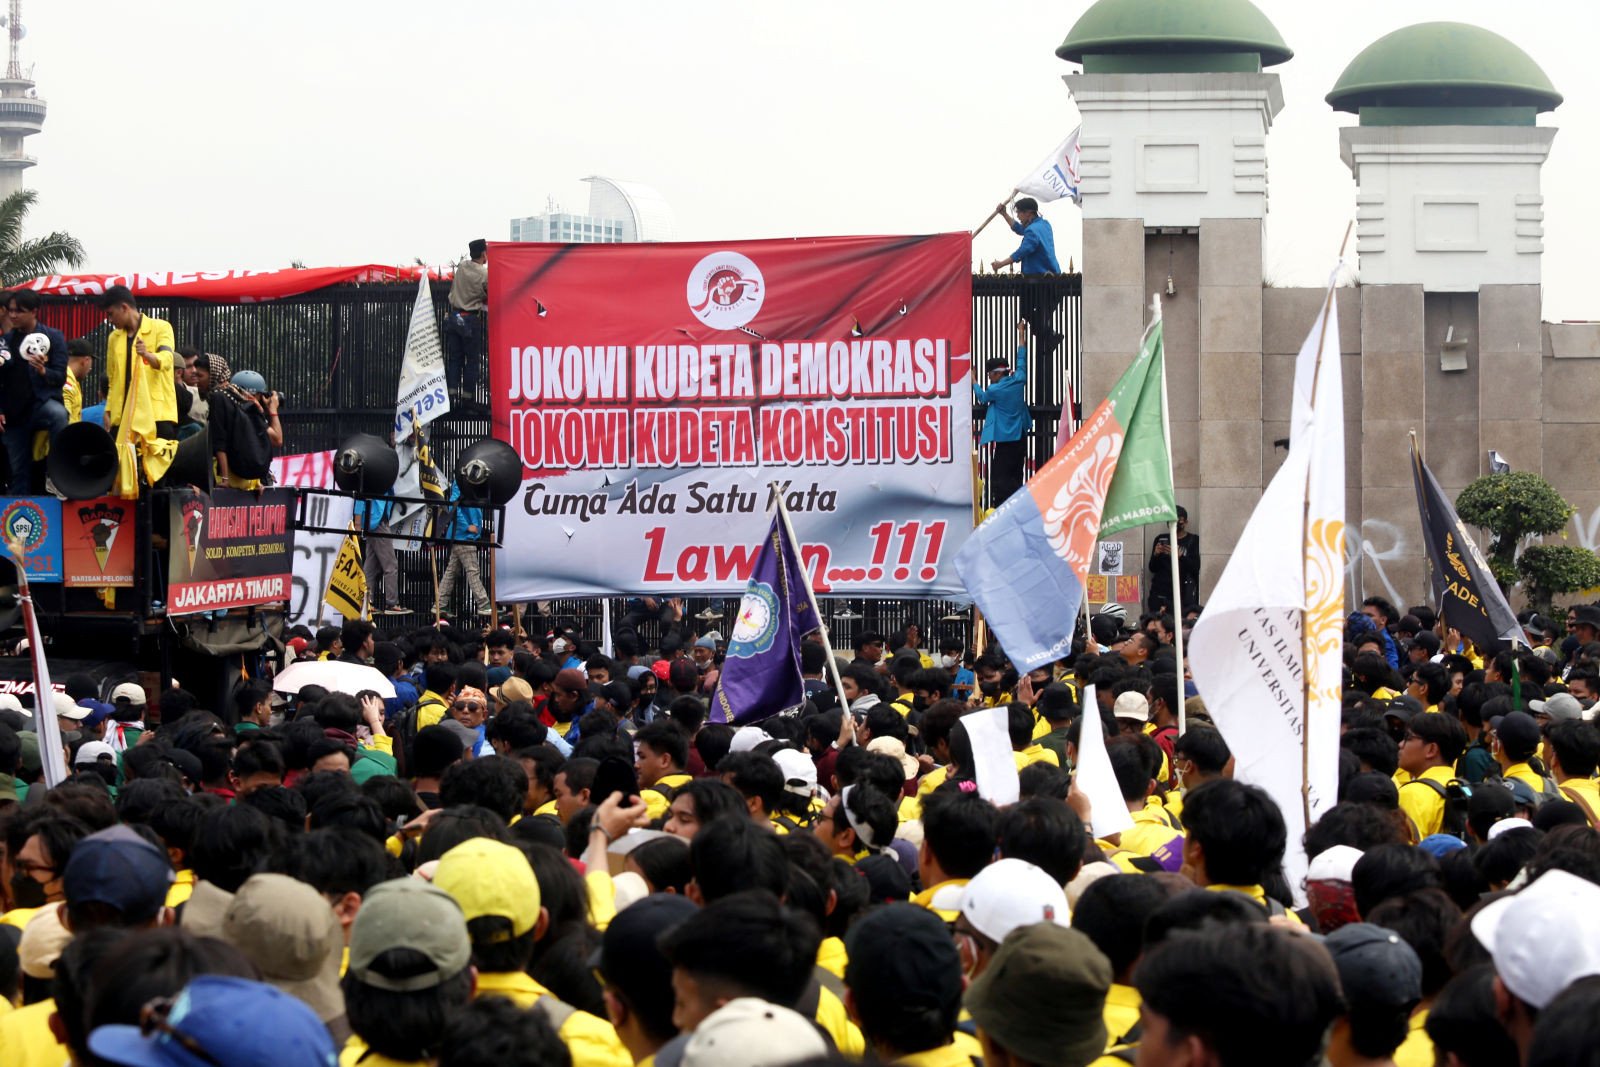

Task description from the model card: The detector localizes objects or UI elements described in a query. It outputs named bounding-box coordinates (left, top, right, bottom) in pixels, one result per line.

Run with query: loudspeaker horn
left=46, top=422, right=118, bottom=500
left=152, top=427, right=215, bottom=492
left=333, top=433, right=399, bottom=494
left=455, top=439, right=522, bottom=508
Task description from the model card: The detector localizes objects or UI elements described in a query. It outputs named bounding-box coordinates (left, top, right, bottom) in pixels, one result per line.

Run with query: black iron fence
left=41, top=273, right=1080, bottom=637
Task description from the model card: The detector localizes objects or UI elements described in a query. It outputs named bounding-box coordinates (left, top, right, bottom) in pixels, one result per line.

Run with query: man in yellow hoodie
left=100, top=284, right=179, bottom=494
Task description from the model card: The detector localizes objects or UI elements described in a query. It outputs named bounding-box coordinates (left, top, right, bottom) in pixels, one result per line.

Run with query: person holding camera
left=207, top=359, right=282, bottom=490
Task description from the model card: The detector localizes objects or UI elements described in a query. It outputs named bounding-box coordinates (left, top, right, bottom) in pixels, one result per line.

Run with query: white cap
left=867, top=736, right=918, bottom=780
left=1486, top=817, right=1535, bottom=841
left=0, top=693, right=26, bottom=715
left=53, top=692, right=89, bottom=720
left=682, top=998, right=827, bottom=1067
left=74, top=740, right=117, bottom=765
left=1112, top=691, right=1150, bottom=722
left=1307, top=845, right=1364, bottom=883
left=957, top=858, right=1072, bottom=942
left=728, top=727, right=771, bottom=754
left=1471, top=869, right=1600, bottom=1009
left=110, top=682, right=147, bottom=706
left=771, top=748, right=817, bottom=797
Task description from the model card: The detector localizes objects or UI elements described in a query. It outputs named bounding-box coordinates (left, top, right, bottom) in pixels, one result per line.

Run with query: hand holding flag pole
left=973, top=190, right=1019, bottom=239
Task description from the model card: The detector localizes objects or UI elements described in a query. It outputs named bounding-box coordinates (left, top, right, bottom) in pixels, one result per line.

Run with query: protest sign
left=166, top=488, right=295, bottom=615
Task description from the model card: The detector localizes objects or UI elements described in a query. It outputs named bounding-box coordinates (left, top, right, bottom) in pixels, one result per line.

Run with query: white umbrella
left=272, top=660, right=397, bottom=699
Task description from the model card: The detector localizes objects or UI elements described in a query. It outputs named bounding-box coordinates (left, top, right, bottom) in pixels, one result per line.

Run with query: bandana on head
left=455, top=686, right=487, bottom=706
left=206, top=353, right=231, bottom=385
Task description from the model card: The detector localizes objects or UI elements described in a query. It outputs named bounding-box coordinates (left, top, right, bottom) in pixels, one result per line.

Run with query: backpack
left=220, top=391, right=273, bottom=481
left=1406, top=777, right=1472, bottom=839
left=390, top=699, right=422, bottom=779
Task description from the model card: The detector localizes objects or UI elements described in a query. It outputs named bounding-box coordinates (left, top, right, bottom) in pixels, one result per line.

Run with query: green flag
left=1099, top=318, right=1176, bottom=536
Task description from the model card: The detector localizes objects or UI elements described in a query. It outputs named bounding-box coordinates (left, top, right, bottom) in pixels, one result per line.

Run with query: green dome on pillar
left=1328, top=22, right=1561, bottom=126
left=1057, top=0, right=1292, bottom=73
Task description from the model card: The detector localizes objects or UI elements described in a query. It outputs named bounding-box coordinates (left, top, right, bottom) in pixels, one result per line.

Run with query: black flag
left=1410, top=437, right=1522, bottom=653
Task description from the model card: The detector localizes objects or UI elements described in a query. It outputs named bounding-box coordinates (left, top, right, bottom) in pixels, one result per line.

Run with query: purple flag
left=710, top=513, right=821, bottom=725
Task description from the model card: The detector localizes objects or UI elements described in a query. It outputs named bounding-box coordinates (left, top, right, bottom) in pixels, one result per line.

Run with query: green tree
left=1517, top=544, right=1600, bottom=621
left=1465, top=470, right=1587, bottom=598
left=0, top=189, right=85, bottom=284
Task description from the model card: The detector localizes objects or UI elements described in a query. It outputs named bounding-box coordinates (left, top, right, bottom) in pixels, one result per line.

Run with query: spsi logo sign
left=686, top=251, right=764, bottom=331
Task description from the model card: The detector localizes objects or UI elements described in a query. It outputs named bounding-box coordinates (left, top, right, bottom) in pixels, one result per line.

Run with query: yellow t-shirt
left=816, top=936, right=848, bottom=980
left=1393, top=1008, right=1433, bottom=1067
left=473, top=971, right=631, bottom=1067
left=1014, top=744, right=1061, bottom=769
left=911, top=879, right=968, bottom=923
left=640, top=773, right=693, bottom=821
left=1398, top=765, right=1455, bottom=839
left=340, top=1035, right=428, bottom=1067
left=1102, top=982, right=1141, bottom=1050
left=815, top=983, right=865, bottom=1058
left=0, top=999, right=67, bottom=1067
left=165, top=868, right=196, bottom=909
left=1559, top=777, right=1600, bottom=824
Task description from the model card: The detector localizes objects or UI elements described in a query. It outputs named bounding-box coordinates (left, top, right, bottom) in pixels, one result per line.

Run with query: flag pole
left=973, top=189, right=1019, bottom=239
left=771, top=482, right=851, bottom=718
left=1151, top=293, right=1186, bottom=735
left=1296, top=224, right=1351, bottom=831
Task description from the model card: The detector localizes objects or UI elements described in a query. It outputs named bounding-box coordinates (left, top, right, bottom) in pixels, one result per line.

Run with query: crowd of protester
left=0, top=594, right=1599, bottom=1065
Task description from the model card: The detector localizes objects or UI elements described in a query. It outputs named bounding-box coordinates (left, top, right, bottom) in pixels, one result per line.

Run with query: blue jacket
left=1009, top=217, right=1060, bottom=275
left=8, top=324, right=68, bottom=406
left=975, top=344, right=1032, bottom=445
left=444, top=483, right=483, bottom=541
left=352, top=495, right=393, bottom=530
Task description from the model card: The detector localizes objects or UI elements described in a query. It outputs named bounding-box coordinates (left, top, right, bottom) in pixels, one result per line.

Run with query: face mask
left=10, top=871, right=46, bottom=910
left=980, top=680, right=1002, bottom=696
left=912, top=695, right=929, bottom=712
left=940, top=655, right=958, bottom=669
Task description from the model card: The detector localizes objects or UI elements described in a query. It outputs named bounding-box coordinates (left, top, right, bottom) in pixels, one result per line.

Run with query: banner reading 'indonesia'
left=489, top=234, right=974, bottom=599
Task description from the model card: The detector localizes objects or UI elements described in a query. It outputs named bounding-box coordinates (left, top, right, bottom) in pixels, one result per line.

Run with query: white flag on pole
left=1188, top=275, right=1345, bottom=905
left=1015, top=128, right=1082, bottom=206
left=1073, top=685, right=1133, bottom=838
left=391, top=274, right=451, bottom=549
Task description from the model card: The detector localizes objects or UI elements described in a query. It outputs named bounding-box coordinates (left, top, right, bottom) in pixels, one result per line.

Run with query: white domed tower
left=0, top=0, right=45, bottom=198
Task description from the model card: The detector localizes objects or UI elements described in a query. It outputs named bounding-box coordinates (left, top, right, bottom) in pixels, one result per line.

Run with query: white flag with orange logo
left=1189, top=274, right=1344, bottom=904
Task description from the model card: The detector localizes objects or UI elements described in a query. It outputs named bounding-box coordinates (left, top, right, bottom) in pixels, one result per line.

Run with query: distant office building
left=509, top=176, right=676, bottom=243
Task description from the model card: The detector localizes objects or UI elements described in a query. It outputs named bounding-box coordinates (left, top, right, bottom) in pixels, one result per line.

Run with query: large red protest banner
left=489, top=234, right=973, bottom=598
left=18, top=265, right=443, bottom=303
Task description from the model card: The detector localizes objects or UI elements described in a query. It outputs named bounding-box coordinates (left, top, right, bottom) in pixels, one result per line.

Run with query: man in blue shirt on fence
left=991, top=197, right=1063, bottom=356
left=976, top=320, right=1033, bottom=507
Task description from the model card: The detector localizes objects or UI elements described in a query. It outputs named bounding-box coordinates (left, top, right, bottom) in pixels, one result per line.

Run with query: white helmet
left=19, top=332, right=49, bottom=358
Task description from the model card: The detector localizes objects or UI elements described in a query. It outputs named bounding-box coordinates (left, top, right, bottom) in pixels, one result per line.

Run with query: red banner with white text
left=489, top=233, right=973, bottom=599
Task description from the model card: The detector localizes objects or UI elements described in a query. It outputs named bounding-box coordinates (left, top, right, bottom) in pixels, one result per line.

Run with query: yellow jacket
left=473, top=970, right=631, bottom=1067
left=105, top=313, right=179, bottom=493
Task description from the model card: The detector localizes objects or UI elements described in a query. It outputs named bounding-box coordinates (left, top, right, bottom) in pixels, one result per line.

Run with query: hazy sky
left=19, top=1, right=1598, bottom=319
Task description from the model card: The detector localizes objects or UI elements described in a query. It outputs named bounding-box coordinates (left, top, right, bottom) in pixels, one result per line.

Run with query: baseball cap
left=867, top=736, right=918, bottom=780
left=232, top=369, right=268, bottom=393
left=694, top=634, right=718, bottom=650
left=682, top=998, right=828, bottom=1067
left=53, top=691, right=89, bottom=721
left=1306, top=844, right=1363, bottom=884
left=0, top=692, right=25, bottom=716
left=1112, top=692, right=1149, bottom=723
left=74, top=739, right=118, bottom=765
left=957, top=858, right=1072, bottom=943
left=347, top=878, right=471, bottom=992
left=433, top=837, right=541, bottom=938
left=1411, top=630, right=1441, bottom=655
left=771, top=748, right=817, bottom=797
left=1417, top=834, right=1469, bottom=860
left=78, top=700, right=116, bottom=729
left=111, top=682, right=147, bottom=706
left=1472, top=869, right=1600, bottom=1009
left=553, top=667, right=588, bottom=694
left=1323, top=922, right=1423, bottom=1008
left=1496, top=711, right=1542, bottom=758
left=1572, top=605, right=1600, bottom=630
left=286, top=637, right=309, bottom=658
left=18, top=904, right=70, bottom=979
left=221, top=874, right=345, bottom=1024
left=1486, top=816, right=1534, bottom=840
left=845, top=903, right=963, bottom=1013
left=593, top=893, right=697, bottom=1025
left=1530, top=692, right=1586, bottom=722
left=965, top=923, right=1112, bottom=1067
left=727, top=727, right=771, bottom=754
left=88, top=975, right=338, bottom=1067
left=1343, top=772, right=1400, bottom=810
left=63, top=825, right=175, bottom=921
